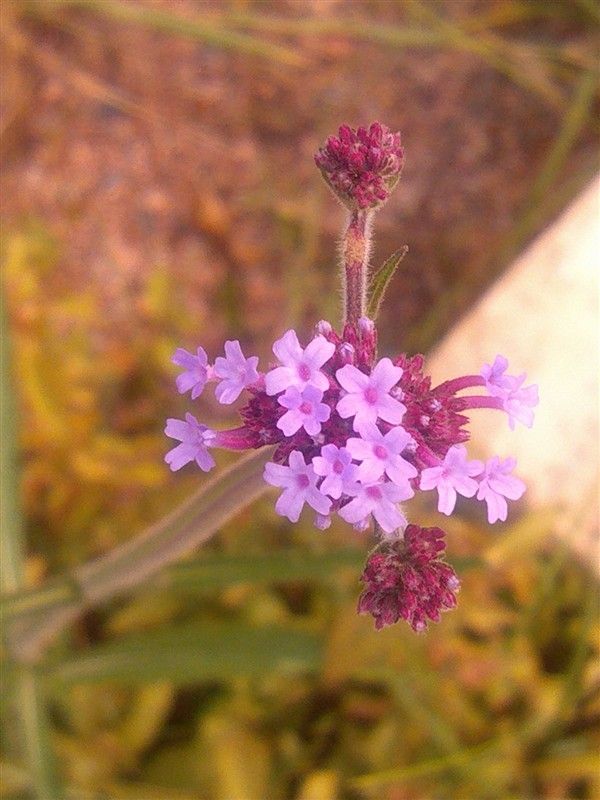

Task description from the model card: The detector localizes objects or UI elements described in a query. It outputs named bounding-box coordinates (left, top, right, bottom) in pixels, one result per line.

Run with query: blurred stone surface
left=428, top=178, right=599, bottom=571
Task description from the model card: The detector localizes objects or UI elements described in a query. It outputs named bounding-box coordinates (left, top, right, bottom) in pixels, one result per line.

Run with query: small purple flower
left=277, top=385, right=331, bottom=437
left=336, top=357, right=406, bottom=430
left=213, top=340, right=260, bottom=405
left=346, top=422, right=417, bottom=487
left=419, top=445, right=483, bottom=516
left=339, top=479, right=413, bottom=534
left=481, top=355, right=538, bottom=430
left=312, top=444, right=357, bottom=499
left=164, top=413, right=216, bottom=472
left=264, top=450, right=331, bottom=523
left=476, top=456, right=526, bottom=523
left=172, top=347, right=209, bottom=400
left=265, top=330, right=335, bottom=396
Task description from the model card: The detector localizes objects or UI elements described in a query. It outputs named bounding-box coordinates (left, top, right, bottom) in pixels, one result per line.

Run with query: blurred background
left=1, top=1, right=599, bottom=798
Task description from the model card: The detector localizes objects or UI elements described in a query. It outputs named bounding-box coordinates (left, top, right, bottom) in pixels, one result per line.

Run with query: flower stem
left=4, top=447, right=273, bottom=663
left=341, top=209, right=373, bottom=325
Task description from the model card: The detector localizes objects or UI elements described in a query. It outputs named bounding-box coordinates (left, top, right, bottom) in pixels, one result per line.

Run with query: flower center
left=299, top=401, right=313, bottom=415
left=333, top=459, right=345, bottom=474
left=298, top=363, right=311, bottom=382
left=296, top=474, right=310, bottom=489
left=366, top=485, right=383, bottom=500
left=373, top=444, right=388, bottom=460
left=364, top=386, right=379, bottom=405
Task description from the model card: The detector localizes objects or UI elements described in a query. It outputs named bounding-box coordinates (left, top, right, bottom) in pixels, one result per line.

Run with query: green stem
left=5, top=448, right=273, bottom=663
left=1, top=298, right=62, bottom=798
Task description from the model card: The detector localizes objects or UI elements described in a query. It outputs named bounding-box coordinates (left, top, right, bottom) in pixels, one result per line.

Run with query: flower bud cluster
left=314, top=122, right=404, bottom=210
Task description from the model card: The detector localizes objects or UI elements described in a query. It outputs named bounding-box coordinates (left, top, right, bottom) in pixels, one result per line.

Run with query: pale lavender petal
left=489, top=473, right=526, bottom=500
left=165, top=442, right=198, bottom=471
left=339, top=496, right=370, bottom=525
left=272, top=330, right=303, bottom=365
left=419, top=466, right=444, bottom=491
left=336, top=364, right=370, bottom=393
left=320, top=474, right=344, bottom=499
left=277, top=409, right=304, bottom=437
left=223, top=339, right=245, bottom=365
left=357, top=459, right=385, bottom=483
left=437, top=484, right=457, bottom=515
left=376, top=394, right=407, bottom=424
left=346, top=436, right=375, bottom=460
left=265, top=366, right=295, bottom=395
left=195, top=449, right=216, bottom=472
left=306, top=487, right=332, bottom=516
left=264, top=461, right=293, bottom=488
left=303, top=335, right=335, bottom=369
left=276, top=488, right=305, bottom=522
left=372, top=499, right=405, bottom=533
left=214, top=382, right=242, bottom=405
left=336, top=393, right=362, bottom=420
left=386, top=457, right=418, bottom=487
left=165, top=418, right=191, bottom=441
left=370, top=357, right=403, bottom=392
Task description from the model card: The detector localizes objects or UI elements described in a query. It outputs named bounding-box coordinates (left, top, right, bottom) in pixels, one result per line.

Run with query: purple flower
left=339, top=479, right=413, bottom=534
left=358, top=526, right=460, bottom=631
left=164, top=413, right=216, bottom=472
left=264, top=450, right=331, bottom=523
left=476, top=456, right=526, bottom=523
left=172, top=347, right=209, bottom=400
left=213, top=340, right=260, bottom=404
left=312, top=444, right=357, bottom=499
left=481, top=355, right=538, bottom=430
left=265, top=330, right=335, bottom=396
left=346, top=422, right=417, bottom=487
left=277, top=385, right=331, bottom=437
left=336, top=358, right=406, bottom=430
left=419, top=445, right=483, bottom=516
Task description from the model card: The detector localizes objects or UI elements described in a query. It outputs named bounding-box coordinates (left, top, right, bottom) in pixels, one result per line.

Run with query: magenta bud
left=314, top=122, right=404, bottom=211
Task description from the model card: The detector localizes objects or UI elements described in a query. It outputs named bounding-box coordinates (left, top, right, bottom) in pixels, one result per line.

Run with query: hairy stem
left=5, top=448, right=273, bottom=663
left=341, top=209, right=373, bottom=325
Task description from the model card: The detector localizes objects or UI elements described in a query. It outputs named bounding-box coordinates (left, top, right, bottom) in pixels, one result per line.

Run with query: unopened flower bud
left=314, top=122, right=404, bottom=211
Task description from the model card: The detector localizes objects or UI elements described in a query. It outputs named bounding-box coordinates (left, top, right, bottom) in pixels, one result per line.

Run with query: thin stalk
left=1, top=298, right=62, bottom=798
left=5, top=447, right=273, bottom=663
left=341, top=209, right=373, bottom=325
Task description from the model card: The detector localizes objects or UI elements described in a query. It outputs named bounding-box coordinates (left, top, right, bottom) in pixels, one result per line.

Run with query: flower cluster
left=164, top=121, right=538, bottom=632
left=314, top=122, right=404, bottom=210
left=165, top=321, right=537, bottom=628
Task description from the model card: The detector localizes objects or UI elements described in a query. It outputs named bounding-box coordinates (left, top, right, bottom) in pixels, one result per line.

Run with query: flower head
left=419, top=445, right=483, bottom=515
left=336, top=358, right=406, bottom=430
left=476, top=456, right=526, bottom=523
left=213, top=340, right=260, bottom=404
left=164, top=413, right=216, bottom=472
left=314, top=122, right=404, bottom=210
left=172, top=347, right=209, bottom=400
left=264, top=450, right=331, bottom=523
left=358, top=526, right=460, bottom=631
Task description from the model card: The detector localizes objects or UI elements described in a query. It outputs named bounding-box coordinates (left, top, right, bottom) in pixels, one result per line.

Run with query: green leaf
left=367, top=247, right=408, bottom=320
left=47, top=623, right=322, bottom=685
left=164, top=548, right=365, bottom=592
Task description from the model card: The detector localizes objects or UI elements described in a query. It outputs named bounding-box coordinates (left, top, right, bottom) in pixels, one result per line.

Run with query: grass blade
left=47, top=622, right=322, bottom=685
